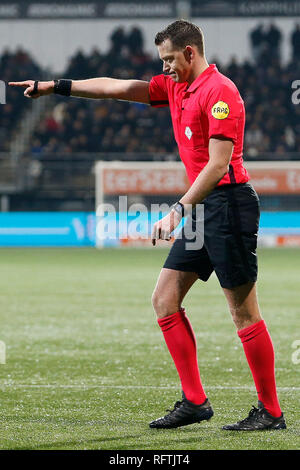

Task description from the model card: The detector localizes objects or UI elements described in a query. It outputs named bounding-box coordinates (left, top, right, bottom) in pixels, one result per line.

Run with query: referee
left=10, top=20, right=286, bottom=431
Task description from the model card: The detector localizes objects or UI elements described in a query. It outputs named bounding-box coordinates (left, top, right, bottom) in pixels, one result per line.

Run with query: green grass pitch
left=0, top=247, right=299, bottom=450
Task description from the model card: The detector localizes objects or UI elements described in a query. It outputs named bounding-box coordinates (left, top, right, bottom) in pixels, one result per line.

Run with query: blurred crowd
left=0, top=48, right=41, bottom=152
left=2, top=23, right=300, bottom=158
left=250, top=22, right=300, bottom=63
left=30, top=26, right=177, bottom=157
left=245, top=22, right=300, bottom=155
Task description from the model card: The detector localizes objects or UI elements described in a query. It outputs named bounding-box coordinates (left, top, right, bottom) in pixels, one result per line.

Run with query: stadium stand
left=1, top=24, right=300, bottom=210
left=27, top=25, right=300, bottom=158
left=0, top=48, right=42, bottom=152
left=291, top=23, right=300, bottom=61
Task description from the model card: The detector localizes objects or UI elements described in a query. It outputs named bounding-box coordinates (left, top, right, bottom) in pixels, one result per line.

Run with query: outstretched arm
left=8, top=78, right=151, bottom=104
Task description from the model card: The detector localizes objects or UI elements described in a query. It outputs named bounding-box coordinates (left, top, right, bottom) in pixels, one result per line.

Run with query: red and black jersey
left=149, top=64, right=249, bottom=186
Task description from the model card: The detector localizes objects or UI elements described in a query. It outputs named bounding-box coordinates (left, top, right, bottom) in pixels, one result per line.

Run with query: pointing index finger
left=8, top=81, right=29, bottom=87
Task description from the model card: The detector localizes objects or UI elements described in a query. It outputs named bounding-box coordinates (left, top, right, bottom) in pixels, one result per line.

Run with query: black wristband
left=53, top=79, right=72, bottom=96
left=29, top=80, right=39, bottom=96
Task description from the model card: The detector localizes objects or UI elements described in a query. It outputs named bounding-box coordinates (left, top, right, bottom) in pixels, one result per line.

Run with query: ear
left=184, top=46, right=194, bottom=63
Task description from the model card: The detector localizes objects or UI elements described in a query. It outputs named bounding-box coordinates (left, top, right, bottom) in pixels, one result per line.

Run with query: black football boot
left=222, top=401, right=287, bottom=431
left=149, top=394, right=213, bottom=429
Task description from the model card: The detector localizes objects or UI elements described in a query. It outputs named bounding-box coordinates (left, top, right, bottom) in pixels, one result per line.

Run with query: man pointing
left=10, top=20, right=286, bottom=431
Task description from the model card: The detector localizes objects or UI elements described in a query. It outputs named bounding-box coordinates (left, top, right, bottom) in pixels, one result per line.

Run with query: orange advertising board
left=102, top=168, right=189, bottom=195
left=99, top=162, right=300, bottom=196
left=246, top=165, right=300, bottom=194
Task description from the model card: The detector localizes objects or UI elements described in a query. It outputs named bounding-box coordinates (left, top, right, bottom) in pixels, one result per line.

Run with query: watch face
left=174, top=203, right=183, bottom=216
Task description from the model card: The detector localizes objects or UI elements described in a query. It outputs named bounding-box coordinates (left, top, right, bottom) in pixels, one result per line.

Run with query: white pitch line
left=0, top=384, right=299, bottom=392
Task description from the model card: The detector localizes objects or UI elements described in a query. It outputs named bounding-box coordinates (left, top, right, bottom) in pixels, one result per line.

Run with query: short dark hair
left=155, top=20, right=204, bottom=55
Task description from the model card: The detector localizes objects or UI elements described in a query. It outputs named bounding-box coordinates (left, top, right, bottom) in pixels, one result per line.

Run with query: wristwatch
left=171, top=202, right=185, bottom=218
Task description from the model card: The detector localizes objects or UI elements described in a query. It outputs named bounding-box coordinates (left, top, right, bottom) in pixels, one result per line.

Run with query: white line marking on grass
left=0, top=384, right=299, bottom=392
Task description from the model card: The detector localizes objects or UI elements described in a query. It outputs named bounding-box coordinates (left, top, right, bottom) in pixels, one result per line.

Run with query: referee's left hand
left=151, top=210, right=182, bottom=246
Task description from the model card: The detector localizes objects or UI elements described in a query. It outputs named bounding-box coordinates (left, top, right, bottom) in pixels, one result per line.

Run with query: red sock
left=158, top=308, right=207, bottom=405
left=238, top=320, right=282, bottom=417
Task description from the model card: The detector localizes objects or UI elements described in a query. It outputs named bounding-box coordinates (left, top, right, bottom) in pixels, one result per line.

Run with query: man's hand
left=151, top=209, right=182, bottom=246
left=8, top=80, right=54, bottom=99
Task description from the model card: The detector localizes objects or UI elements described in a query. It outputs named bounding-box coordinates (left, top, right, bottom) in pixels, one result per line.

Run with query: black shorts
left=163, top=182, right=260, bottom=289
